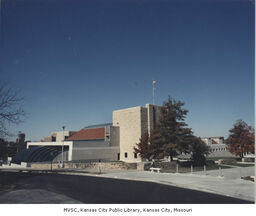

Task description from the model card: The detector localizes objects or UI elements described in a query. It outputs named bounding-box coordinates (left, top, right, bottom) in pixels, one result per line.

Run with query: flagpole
left=153, top=80, right=156, bottom=105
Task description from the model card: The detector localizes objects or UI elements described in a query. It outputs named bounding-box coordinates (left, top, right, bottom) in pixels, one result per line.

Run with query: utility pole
left=62, top=126, right=65, bottom=168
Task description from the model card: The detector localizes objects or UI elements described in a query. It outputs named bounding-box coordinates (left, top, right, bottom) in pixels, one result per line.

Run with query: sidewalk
left=84, top=166, right=255, bottom=202
left=193, top=166, right=254, bottom=179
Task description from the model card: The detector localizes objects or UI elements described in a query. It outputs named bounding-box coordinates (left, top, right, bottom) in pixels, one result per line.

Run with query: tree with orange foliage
left=226, top=120, right=254, bottom=158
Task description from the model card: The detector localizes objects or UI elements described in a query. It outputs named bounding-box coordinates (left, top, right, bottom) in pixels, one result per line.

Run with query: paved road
left=0, top=172, right=252, bottom=204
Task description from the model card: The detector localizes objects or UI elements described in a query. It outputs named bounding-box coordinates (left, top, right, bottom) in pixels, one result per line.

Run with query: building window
left=124, top=152, right=128, bottom=158
left=134, top=153, right=137, bottom=158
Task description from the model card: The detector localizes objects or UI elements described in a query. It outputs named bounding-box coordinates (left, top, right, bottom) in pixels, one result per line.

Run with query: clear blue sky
left=0, top=0, right=254, bottom=141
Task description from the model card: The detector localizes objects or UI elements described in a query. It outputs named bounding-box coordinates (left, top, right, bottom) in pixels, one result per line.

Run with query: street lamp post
left=62, top=126, right=65, bottom=168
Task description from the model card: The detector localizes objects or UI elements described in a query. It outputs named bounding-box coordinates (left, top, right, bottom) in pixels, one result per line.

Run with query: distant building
left=16, top=132, right=25, bottom=144
left=0, top=133, right=27, bottom=162
left=44, top=131, right=75, bottom=142
left=201, top=136, right=234, bottom=158
left=201, top=136, right=224, bottom=145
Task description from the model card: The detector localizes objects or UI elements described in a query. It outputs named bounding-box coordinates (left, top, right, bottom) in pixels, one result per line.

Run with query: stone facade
left=113, top=104, right=162, bottom=163
left=113, top=106, right=143, bottom=162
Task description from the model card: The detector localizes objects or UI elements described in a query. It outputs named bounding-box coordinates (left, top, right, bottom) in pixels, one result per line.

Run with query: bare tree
left=0, top=84, right=25, bottom=138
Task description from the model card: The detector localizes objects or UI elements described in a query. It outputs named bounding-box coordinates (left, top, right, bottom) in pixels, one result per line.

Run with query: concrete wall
left=109, top=126, right=120, bottom=147
left=73, top=140, right=110, bottom=148
left=72, top=140, right=119, bottom=161
left=113, top=106, right=143, bottom=163
left=72, top=146, right=120, bottom=161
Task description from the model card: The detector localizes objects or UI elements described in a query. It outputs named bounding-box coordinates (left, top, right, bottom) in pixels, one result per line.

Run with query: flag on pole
left=153, top=80, right=156, bottom=89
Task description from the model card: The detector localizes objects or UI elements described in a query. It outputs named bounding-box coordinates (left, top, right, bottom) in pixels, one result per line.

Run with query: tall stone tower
left=113, top=104, right=162, bottom=162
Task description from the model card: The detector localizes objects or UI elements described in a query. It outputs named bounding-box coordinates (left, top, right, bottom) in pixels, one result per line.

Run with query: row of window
left=210, top=148, right=227, bottom=152
left=123, top=152, right=137, bottom=159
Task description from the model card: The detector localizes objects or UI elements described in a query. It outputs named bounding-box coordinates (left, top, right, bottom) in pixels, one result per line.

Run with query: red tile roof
left=66, top=128, right=105, bottom=141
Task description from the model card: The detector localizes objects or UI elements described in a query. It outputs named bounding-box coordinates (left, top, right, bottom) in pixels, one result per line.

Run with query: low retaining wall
left=29, top=161, right=137, bottom=170
left=30, top=163, right=59, bottom=170
left=65, top=161, right=137, bottom=170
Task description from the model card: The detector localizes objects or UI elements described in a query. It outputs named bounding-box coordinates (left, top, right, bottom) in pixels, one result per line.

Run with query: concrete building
left=113, top=104, right=161, bottom=162
left=25, top=104, right=162, bottom=163
left=201, top=136, right=234, bottom=158
left=23, top=104, right=235, bottom=164
left=27, top=124, right=120, bottom=162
